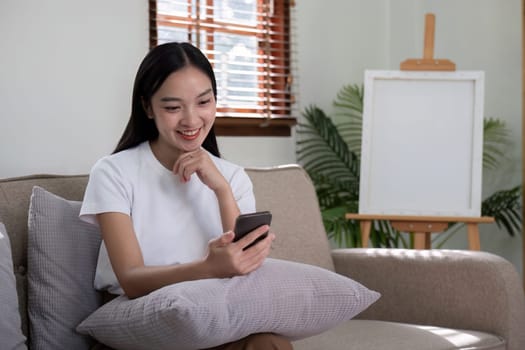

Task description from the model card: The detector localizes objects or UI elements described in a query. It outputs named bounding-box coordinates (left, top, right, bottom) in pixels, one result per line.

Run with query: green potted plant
left=296, top=84, right=522, bottom=248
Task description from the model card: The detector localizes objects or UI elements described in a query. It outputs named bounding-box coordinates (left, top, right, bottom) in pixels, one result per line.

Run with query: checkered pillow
left=27, top=186, right=103, bottom=350
left=77, top=258, right=380, bottom=350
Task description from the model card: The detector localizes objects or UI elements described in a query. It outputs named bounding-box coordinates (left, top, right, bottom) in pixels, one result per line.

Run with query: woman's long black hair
left=113, top=42, right=220, bottom=157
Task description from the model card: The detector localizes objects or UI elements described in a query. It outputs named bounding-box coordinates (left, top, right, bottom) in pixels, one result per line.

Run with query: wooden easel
left=345, top=214, right=494, bottom=250
left=347, top=13, right=494, bottom=250
left=400, top=13, right=455, bottom=71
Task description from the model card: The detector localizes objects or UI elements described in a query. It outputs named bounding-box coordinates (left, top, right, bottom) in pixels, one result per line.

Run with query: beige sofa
left=1, top=164, right=525, bottom=350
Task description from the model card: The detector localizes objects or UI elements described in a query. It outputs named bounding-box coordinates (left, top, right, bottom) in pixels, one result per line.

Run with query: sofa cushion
left=293, top=319, right=506, bottom=350
left=77, top=258, right=380, bottom=350
left=27, top=186, right=103, bottom=350
left=246, top=166, right=335, bottom=271
left=0, top=222, right=27, bottom=350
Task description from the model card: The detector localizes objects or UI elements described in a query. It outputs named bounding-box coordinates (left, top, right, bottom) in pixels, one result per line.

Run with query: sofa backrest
left=246, top=166, right=334, bottom=271
left=0, top=165, right=334, bottom=340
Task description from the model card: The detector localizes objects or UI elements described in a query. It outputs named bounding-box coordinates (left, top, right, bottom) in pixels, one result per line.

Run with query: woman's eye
left=199, top=99, right=211, bottom=106
left=165, top=106, right=181, bottom=112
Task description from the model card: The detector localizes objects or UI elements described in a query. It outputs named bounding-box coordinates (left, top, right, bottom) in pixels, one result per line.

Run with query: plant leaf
left=483, top=118, right=510, bottom=170
left=481, top=186, right=522, bottom=236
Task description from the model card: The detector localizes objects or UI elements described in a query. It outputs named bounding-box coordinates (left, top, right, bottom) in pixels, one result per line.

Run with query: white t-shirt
left=79, top=141, right=256, bottom=294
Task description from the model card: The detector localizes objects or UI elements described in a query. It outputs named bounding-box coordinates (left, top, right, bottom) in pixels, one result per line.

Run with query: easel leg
left=360, top=221, right=371, bottom=248
left=413, top=232, right=431, bottom=249
left=467, top=223, right=481, bottom=250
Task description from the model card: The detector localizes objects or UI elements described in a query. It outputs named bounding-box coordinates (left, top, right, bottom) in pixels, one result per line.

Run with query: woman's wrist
left=192, top=257, right=216, bottom=279
left=212, top=180, right=232, bottom=197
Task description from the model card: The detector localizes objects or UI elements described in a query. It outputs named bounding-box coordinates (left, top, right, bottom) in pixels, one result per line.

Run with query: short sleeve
left=79, top=157, right=133, bottom=226
left=230, top=167, right=256, bottom=214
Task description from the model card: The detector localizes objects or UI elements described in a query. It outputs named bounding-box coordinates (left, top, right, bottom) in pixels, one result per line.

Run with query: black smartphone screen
left=233, top=211, right=272, bottom=249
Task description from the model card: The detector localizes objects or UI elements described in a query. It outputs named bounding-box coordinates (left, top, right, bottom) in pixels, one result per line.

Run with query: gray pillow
left=27, top=186, right=103, bottom=350
left=77, top=258, right=380, bottom=350
left=0, top=222, right=27, bottom=350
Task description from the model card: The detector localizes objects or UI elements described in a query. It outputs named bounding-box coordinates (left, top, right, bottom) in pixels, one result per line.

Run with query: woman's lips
left=178, top=128, right=201, bottom=141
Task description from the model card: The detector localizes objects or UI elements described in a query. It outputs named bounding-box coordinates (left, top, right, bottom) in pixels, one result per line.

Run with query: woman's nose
left=180, top=106, right=197, bottom=123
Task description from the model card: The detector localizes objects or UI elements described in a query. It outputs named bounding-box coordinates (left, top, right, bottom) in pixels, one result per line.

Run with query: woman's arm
left=173, top=150, right=241, bottom=231
left=98, top=212, right=273, bottom=299
left=213, top=184, right=240, bottom=232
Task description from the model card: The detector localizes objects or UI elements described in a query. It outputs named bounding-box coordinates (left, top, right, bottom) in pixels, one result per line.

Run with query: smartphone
left=233, top=211, right=272, bottom=250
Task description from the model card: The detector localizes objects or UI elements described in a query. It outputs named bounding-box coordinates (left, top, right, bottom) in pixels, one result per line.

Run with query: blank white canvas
left=359, top=70, right=484, bottom=217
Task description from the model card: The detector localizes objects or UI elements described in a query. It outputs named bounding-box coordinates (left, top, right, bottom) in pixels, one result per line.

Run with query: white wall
left=0, top=1, right=522, bottom=272
left=0, top=0, right=149, bottom=177
left=219, top=136, right=297, bottom=168
left=295, top=1, right=391, bottom=113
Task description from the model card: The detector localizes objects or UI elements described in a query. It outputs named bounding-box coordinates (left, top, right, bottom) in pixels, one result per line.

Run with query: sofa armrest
left=332, top=248, right=525, bottom=350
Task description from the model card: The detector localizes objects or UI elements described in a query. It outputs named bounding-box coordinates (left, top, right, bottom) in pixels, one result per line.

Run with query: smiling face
left=147, top=65, right=216, bottom=167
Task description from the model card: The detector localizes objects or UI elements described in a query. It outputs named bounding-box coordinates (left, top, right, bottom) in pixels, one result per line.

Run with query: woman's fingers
left=234, top=230, right=275, bottom=274
left=173, top=151, right=200, bottom=182
left=206, top=229, right=274, bottom=277
left=234, top=225, right=271, bottom=250
left=173, top=150, right=227, bottom=191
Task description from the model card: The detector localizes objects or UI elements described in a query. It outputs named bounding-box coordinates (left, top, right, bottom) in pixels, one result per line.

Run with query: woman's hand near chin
left=173, top=149, right=240, bottom=231
left=172, top=148, right=228, bottom=191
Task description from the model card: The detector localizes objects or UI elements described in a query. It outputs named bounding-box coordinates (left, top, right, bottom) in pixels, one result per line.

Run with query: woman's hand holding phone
left=204, top=212, right=274, bottom=278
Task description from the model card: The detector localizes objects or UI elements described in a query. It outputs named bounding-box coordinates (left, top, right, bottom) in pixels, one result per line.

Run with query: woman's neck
left=148, top=139, right=182, bottom=170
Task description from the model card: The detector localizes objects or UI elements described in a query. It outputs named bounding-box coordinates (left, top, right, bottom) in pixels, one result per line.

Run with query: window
left=149, top=0, right=297, bottom=136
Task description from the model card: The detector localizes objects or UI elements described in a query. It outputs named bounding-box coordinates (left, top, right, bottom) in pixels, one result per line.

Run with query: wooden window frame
left=149, top=0, right=296, bottom=137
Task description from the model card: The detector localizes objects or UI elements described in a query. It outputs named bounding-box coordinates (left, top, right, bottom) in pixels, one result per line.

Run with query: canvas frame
left=358, top=70, right=485, bottom=217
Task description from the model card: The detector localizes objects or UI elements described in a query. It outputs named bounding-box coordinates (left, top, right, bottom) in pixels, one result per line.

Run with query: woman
left=80, top=42, right=293, bottom=350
